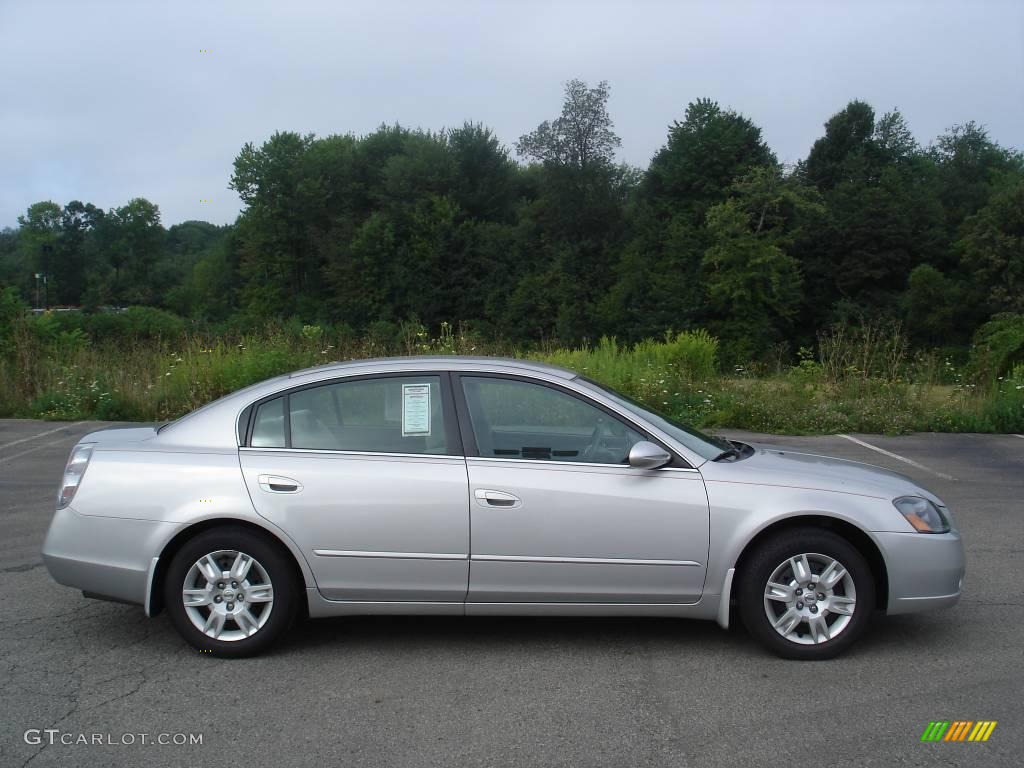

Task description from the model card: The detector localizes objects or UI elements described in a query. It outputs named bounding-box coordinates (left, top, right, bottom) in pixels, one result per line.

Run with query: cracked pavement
left=1, top=419, right=1021, bottom=767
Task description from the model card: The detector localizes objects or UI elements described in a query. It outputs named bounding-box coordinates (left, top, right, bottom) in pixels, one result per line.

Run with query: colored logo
left=921, top=721, right=997, bottom=742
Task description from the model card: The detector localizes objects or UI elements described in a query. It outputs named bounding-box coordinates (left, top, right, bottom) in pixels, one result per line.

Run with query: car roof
left=156, top=355, right=580, bottom=450
left=287, top=355, right=578, bottom=380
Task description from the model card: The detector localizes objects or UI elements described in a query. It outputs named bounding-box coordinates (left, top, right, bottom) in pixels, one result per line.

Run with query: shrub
left=817, top=319, right=908, bottom=386
left=29, top=367, right=136, bottom=421
left=966, top=313, right=1024, bottom=383
left=0, top=287, right=27, bottom=357
left=83, top=306, right=187, bottom=341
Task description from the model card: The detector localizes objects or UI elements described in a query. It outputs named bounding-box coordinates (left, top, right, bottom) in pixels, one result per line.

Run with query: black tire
left=738, top=527, right=875, bottom=660
left=164, top=526, right=298, bottom=658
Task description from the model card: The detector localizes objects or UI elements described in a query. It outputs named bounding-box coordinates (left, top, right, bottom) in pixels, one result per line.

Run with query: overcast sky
left=1, top=0, right=1021, bottom=229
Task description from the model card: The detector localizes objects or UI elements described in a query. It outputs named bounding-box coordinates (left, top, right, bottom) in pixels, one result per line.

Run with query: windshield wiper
left=712, top=446, right=740, bottom=462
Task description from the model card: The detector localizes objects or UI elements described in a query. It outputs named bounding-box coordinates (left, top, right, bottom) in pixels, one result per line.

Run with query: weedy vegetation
left=3, top=305, right=1022, bottom=434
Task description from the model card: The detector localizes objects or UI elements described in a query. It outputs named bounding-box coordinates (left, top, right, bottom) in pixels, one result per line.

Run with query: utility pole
left=41, top=244, right=53, bottom=310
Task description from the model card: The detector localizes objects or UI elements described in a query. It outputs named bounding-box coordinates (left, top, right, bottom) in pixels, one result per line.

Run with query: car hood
left=722, top=442, right=942, bottom=503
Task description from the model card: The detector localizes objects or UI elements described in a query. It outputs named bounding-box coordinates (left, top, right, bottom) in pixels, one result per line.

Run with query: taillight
left=57, top=443, right=94, bottom=509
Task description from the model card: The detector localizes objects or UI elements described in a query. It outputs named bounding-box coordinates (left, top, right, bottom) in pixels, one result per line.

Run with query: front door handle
left=474, top=489, right=521, bottom=508
left=257, top=474, right=303, bottom=493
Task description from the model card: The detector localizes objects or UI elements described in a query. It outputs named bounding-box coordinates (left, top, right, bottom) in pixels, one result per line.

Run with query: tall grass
left=537, top=331, right=718, bottom=389
left=3, top=314, right=1022, bottom=434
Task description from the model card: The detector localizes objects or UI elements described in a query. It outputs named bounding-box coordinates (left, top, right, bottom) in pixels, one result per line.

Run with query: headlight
left=57, top=443, right=94, bottom=509
left=893, top=496, right=950, bottom=534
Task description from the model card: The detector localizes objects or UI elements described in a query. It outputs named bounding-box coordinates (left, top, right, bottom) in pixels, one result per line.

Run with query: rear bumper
left=874, top=530, right=965, bottom=615
left=41, top=506, right=175, bottom=607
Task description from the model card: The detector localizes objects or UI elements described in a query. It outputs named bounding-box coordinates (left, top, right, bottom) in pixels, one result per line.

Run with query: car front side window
left=460, top=376, right=645, bottom=465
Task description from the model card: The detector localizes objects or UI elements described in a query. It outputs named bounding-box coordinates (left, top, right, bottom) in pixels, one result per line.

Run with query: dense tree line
left=2, top=80, right=1021, bottom=361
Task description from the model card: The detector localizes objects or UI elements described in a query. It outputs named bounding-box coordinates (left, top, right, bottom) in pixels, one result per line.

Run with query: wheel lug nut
left=227, top=602, right=234, bottom=611
left=214, top=595, right=222, bottom=603
left=237, top=594, right=244, bottom=601
left=817, top=593, right=825, bottom=600
left=231, top=581, right=238, bottom=589
left=796, top=602, right=804, bottom=610
left=216, top=582, right=224, bottom=589
left=795, top=588, right=803, bottom=596
left=809, top=605, right=818, bottom=614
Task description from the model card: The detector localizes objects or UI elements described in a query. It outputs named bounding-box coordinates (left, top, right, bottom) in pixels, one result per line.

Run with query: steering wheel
left=581, top=419, right=616, bottom=462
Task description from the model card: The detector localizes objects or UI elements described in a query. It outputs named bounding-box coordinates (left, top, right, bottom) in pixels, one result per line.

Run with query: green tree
left=231, top=131, right=318, bottom=317
left=516, top=79, right=621, bottom=168
left=103, top=198, right=165, bottom=305
left=796, top=104, right=947, bottom=330
left=161, top=222, right=232, bottom=317
left=51, top=201, right=104, bottom=305
left=16, top=202, right=62, bottom=306
left=605, top=99, right=776, bottom=341
left=645, top=98, right=776, bottom=224
left=930, top=122, right=1023, bottom=234
left=957, top=173, right=1024, bottom=315
left=702, top=199, right=803, bottom=358
left=902, top=264, right=962, bottom=346
left=803, top=100, right=876, bottom=191
left=600, top=212, right=705, bottom=339
left=0, top=228, right=18, bottom=289
left=448, top=122, right=518, bottom=222
left=326, top=213, right=396, bottom=327
left=513, top=80, right=631, bottom=341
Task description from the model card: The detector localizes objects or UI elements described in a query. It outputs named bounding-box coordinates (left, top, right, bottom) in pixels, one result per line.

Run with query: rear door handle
left=474, top=489, right=521, bottom=508
left=257, top=474, right=302, bottom=493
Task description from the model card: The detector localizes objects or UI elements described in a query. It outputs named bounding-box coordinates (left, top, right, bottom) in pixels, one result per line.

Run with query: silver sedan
left=42, top=356, right=965, bottom=659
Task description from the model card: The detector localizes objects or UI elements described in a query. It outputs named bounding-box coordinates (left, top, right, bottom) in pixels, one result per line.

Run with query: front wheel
left=738, top=528, right=875, bottom=660
left=164, top=526, right=298, bottom=657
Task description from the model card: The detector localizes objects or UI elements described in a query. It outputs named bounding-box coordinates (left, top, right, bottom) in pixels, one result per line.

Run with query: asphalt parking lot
left=1, top=419, right=1021, bottom=767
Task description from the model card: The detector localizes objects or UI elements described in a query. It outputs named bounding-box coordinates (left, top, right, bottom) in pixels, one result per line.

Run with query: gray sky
left=2, top=0, right=1021, bottom=229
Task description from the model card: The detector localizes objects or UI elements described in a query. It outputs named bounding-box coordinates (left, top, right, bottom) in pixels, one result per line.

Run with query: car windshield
left=576, top=376, right=731, bottom=461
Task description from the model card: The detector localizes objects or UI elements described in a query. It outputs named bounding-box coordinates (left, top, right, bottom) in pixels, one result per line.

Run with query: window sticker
left=402, top=384, right=431, bottom=436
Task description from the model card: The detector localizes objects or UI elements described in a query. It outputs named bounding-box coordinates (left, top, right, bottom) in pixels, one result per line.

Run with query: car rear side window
left=250, top=397, right=285, bottom=448
left=287, top=375, right=449, bottom=455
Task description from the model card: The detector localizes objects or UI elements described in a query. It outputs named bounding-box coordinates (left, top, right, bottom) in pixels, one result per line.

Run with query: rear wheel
left=164, top=527, right=298, bottom=657
left=738, top=528, right=875, bottom=660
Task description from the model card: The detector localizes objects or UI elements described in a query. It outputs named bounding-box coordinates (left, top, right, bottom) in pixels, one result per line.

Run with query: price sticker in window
left=402, top=383, right=431, bottom=436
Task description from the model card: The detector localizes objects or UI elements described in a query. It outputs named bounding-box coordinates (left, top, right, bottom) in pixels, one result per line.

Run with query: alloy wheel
left=762, top=552, right=857, bottom=645
left=181, top=549, right=275, bottom=641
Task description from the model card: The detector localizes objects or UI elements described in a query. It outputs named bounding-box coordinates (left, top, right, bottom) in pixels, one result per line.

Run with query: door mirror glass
left=628, top=441, right=672, bottom=470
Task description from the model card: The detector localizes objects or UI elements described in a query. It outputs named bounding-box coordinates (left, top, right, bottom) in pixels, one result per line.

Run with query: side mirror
left=628, top=441, right=672, bottom=470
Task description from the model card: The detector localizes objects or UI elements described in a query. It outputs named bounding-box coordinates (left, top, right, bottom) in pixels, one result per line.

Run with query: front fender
left=701, top=476, right=909, bottom=623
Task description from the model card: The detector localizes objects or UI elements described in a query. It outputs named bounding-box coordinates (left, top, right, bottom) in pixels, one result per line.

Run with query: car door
left=455, top=374, right=710, bottom=605
left=239, top=372, right=470, bottom=603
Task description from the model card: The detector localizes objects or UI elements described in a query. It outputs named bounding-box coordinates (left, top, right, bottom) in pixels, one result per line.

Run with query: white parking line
left=1015, top=434, right=1024, bottom=439
left=836, top=434, right=956, bottom=481
left=0, top=422, right=87, bottom=452
left=0, top=436, right=77, bottom=465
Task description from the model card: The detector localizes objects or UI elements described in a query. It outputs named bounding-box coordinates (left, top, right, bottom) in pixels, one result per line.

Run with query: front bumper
left=41, top=506, right=176, bottom=607
left=874, top=530, right=965, bottom=615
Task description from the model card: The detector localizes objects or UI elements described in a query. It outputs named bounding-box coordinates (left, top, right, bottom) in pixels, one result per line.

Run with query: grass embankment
left=3, top=315, right=1022, bottom=434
